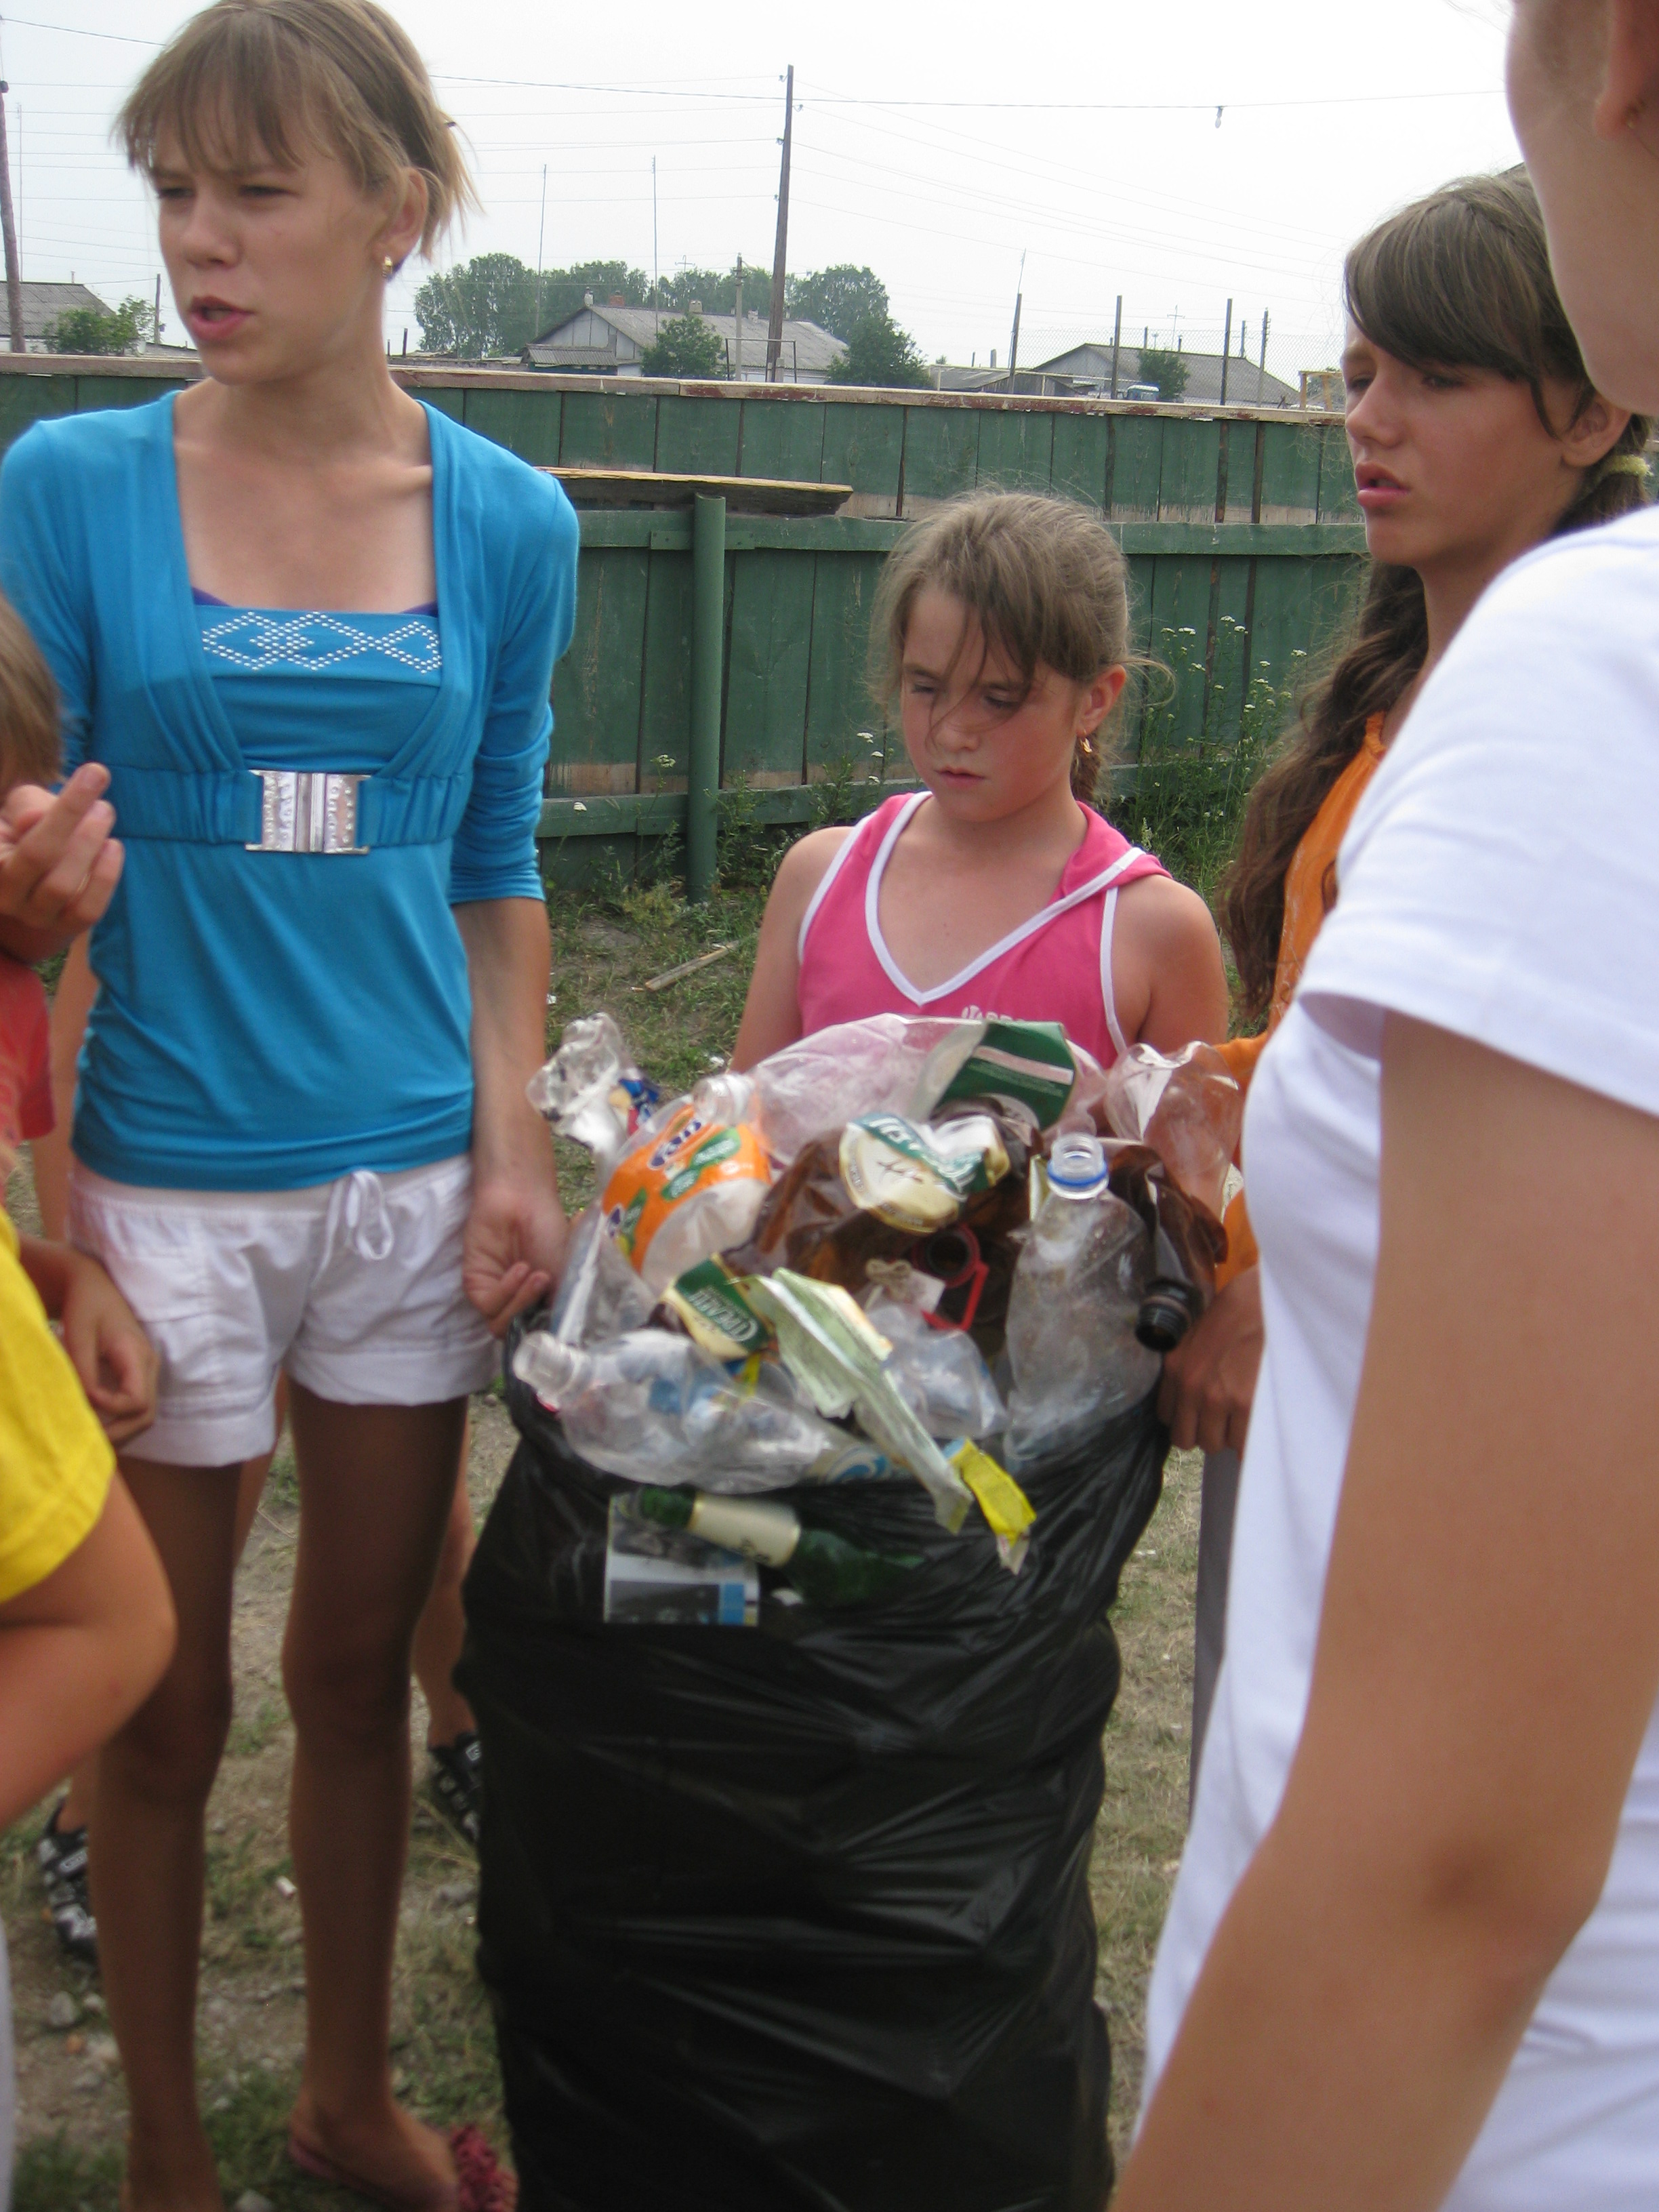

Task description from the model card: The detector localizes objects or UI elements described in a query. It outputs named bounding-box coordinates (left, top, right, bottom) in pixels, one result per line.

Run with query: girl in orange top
left=1167, top=169, right=1650, bottom=1785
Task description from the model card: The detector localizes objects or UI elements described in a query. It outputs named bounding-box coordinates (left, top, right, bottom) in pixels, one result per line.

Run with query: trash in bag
left=545, top=1207, right=656, bottom=1347
left=526, top=1011, right=661, bottom=1174
left=865, top=1294, right=1006, bottom=1441
left=730, top=1103, right=1038, bottom=1355
left=741, top=1269, right=975, bottom=1530
left=636, top=1487, right=924, bottom=1606
left=511, top=1327, right=855, bottom=1494
left=600, top=1075, right=773, bottom=1296
left=745, top=1013, right=1092, bottom=1165
left=1004, top=1132, right=1160, bottom=1469
left=459, top=1333, right=1170, bottom=2212
left=1098, top=1040, right=1242, bottom=1221
left=1106, top=1143, right=1229, bottom=1354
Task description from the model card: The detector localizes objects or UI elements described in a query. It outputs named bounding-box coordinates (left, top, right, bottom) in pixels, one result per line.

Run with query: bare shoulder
left=1113, top=872, right=1229, bottom=1048
left=1116, top=869, right=1219, bottom=954
left=766, top=824, right=855, bottom=929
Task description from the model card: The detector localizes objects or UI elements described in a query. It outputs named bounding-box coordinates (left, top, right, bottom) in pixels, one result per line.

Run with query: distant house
left=0, top=280, right=119, bottom=352
left=1030, top=340, right=1298, bottom=407
left=523, top=302, right=847, bottom=384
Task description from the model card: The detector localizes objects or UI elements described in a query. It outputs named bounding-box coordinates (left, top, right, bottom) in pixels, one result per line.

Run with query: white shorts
left=68, top=1155, right=498, bottom=1467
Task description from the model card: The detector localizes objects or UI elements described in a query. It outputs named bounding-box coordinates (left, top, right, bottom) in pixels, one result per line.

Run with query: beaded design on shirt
left=198, top=610, right=442, bottom=677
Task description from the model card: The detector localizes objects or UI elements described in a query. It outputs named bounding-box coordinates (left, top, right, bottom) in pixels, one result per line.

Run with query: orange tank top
left=1216, top=713, right=1388, bottom=1281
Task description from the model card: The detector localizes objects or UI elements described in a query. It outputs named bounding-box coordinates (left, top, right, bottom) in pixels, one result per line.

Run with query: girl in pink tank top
left=732, top=491, right=1227, bottom=1074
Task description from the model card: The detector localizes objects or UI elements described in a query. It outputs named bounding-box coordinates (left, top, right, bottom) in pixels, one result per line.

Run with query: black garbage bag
left=458, top=1333, right=1169, bottom=2212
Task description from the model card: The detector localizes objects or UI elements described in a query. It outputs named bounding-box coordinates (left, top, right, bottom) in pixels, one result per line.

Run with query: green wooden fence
left=0, top=357, right=1366, bottom=888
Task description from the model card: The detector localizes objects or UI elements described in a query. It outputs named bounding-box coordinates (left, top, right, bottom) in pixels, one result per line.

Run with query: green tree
left=785, top=265, right=888, bottom=343
left=46, top=295, right=153, bottom=356
left=656, top=260, right=771, bottom=318
left=1133, top=344, right=1189, bottom=401
left=413, top=251, right=537, bottom=357
left=827, top=309, right=929, bottom=389
left=640, top=314, right=726, bottom=379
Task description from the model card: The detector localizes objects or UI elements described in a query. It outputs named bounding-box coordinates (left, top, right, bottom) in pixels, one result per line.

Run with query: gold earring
left=383, top=254, right=395, bottom=273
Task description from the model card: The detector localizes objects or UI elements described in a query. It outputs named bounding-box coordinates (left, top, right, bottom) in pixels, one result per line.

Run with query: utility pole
left=765, top=64, right=793, bottom=381
left=0, top=85, right=23, bottom=355
left=1219, top=296, right=1233, bottom=406
left=1109, top=293, right=1122, bottom=399
left=1004, top=249, right=1025, bottom=393
left=652, top=157, right=660, bottom=336
left=733, top=253, right=743, bottom=380
left=153, top=270, right=161, bottom=348
left=534, top=163, right=547, bottom=340
left=1256, top=309, right=1269, bottom=404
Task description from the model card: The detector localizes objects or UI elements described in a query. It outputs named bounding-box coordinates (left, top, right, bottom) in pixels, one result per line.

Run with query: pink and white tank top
left=796, top=792, right=1170, bottom=1070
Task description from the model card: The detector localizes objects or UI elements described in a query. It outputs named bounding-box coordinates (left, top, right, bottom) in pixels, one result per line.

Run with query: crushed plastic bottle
left=547, top=1206, right=657, bottom=1346
left=512, top=1328, right=848, bottom=1493
left=1004, top=1132, right=1161, bottom=1469
left=1099, top=1042, right=1242, bottom=1218
left=527, top=1012, right=661, bottom=1174
left=865, top=1297, right=1006, bottom=1441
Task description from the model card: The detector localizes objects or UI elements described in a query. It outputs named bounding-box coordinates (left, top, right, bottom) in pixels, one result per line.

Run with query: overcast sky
left=1, top=0, right=1519, bottom=379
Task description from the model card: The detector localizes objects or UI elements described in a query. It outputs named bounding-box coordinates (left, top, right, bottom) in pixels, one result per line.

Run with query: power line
left=0, top=28, right=1501, bottom=117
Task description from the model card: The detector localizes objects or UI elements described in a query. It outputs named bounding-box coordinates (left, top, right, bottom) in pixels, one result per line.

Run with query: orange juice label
left=601, top=1101, right=773, bottom=1276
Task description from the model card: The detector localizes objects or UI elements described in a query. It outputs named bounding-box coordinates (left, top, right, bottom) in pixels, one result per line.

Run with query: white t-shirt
left=1144, top=501, right=1659, bottom=2210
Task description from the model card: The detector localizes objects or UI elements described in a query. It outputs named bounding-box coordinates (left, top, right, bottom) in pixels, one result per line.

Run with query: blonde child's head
left=870, top=490, right=1132, bottom=804
left=0, top=593, right=59, bottom=801
left=118, top=0, right=476, bottom=259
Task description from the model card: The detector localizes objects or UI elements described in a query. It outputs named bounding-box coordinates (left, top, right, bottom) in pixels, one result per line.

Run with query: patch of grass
left=13, top=2129, right=122, bottom=2212
left=225, top=1694, right=286, bottom=1760
left=266, top=1433, right=300, bottom=1511
left=204, top=1828, right=291, bottom=1952
left=1093, top=1449, right=1202, bottom=2160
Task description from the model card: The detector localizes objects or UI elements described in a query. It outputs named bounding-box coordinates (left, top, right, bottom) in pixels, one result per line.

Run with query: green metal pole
left=688, top=492, right=726, bottom=902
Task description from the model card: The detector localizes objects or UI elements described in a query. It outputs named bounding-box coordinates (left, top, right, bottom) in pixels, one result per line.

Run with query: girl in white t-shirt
left=1120, top=13, right=1659, bottom=2211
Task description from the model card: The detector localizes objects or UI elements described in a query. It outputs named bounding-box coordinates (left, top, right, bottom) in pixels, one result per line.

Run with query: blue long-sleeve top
left=0, top=394, right=579, bottom=1189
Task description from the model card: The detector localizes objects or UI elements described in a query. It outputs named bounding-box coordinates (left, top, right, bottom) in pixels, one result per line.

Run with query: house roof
left=526, top=302, right=846, bottom=377
left=1031, top=341, right=1298, bottom=407
left=0, top=280, right=114, bottom=343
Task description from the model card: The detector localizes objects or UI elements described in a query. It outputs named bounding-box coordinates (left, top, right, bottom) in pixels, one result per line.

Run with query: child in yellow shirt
left=0, top=589, right=174, bottom=2196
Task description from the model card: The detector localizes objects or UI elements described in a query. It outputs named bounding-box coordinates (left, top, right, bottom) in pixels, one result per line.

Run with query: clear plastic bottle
left=512, top=1328, right=846, bottom=1492
left=1003, top=1132, right=1161, bottom=1467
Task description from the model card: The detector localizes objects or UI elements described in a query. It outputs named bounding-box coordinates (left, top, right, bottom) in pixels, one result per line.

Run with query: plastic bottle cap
left=1047, top=1132, right=1109, bottom=1194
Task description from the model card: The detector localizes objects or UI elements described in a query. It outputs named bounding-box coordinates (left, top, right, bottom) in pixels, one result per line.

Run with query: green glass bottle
left=637, top=1489, right=920, bottom=1607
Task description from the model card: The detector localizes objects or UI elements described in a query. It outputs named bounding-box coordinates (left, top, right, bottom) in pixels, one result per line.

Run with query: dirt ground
left=9, top=877, right=1202, bottom=2203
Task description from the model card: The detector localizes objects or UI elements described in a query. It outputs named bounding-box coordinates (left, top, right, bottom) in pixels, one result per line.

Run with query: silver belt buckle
left=247, top=770, right=369, bottom=855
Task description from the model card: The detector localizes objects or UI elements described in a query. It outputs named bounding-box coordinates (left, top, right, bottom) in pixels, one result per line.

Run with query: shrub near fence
left=0, top=356, right=1366, bottom=890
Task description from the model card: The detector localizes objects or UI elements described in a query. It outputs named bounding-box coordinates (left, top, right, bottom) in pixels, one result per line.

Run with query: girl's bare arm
left=1115, top=874, right=1230, bottom=1050
left=729, top=827, right=851, bottom=1071
left=0, top=1475, right=174, bottom=1832
left=1119, top=1015, right=1659, bottom=2211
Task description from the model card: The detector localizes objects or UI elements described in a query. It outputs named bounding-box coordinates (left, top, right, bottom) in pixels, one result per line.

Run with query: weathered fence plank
left=0, top=357, right=1366, bottom=882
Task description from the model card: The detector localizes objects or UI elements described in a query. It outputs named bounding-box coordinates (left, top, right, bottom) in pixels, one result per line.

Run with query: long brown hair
left=870, top=490, right=1133, bottom=804
left=1223, top=167, right=1651, bottom=1025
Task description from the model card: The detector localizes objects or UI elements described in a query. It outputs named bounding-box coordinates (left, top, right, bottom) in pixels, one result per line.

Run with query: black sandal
left=37, top=1801, right=98, bottom=1967
left=427, top=1732, right=483, bottom=1850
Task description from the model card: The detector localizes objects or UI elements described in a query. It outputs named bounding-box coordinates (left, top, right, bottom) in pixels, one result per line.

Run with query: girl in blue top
left=0, top=3, right=576, bottom=2205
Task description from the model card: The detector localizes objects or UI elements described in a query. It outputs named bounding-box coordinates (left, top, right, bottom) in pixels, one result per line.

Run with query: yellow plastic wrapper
left=949, top=1440, right=1037, bottom=1575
